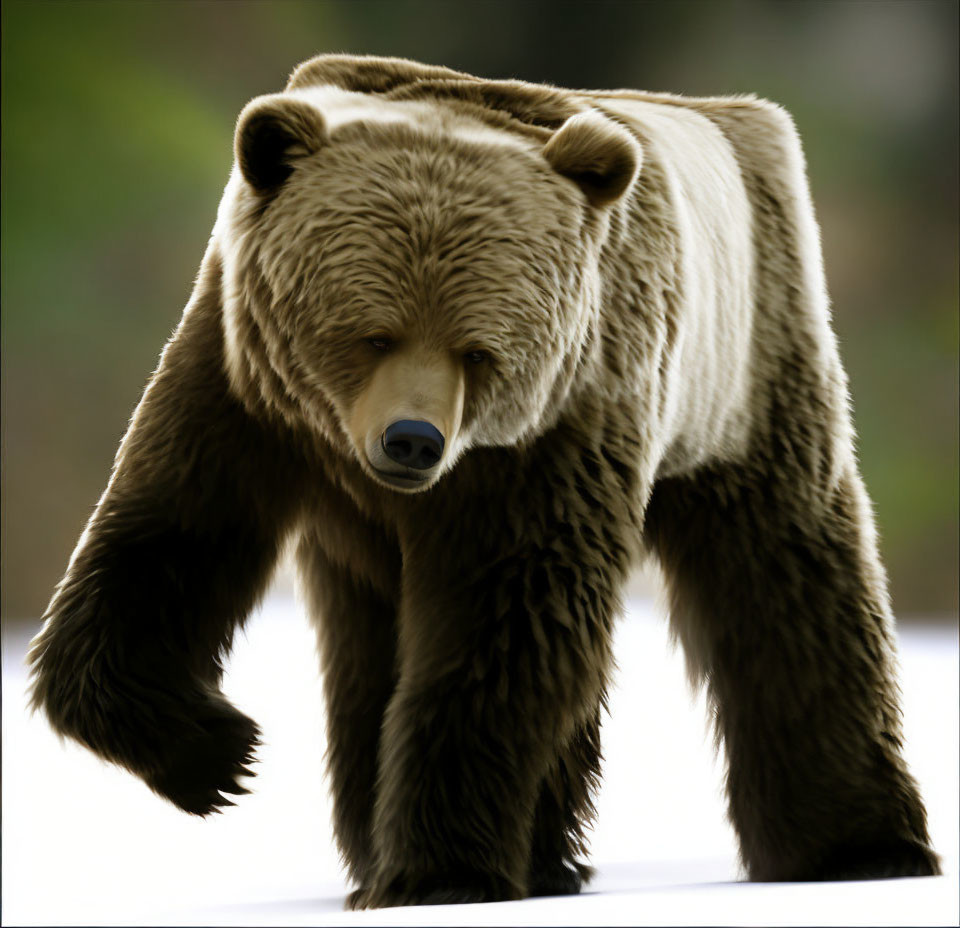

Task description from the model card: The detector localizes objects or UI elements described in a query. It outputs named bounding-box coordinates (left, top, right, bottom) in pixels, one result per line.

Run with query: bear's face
left=219, top=87, right=641, bottom=492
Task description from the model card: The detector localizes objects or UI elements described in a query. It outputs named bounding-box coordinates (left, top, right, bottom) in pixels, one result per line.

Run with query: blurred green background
left=2, top=0, right=957, bottom=623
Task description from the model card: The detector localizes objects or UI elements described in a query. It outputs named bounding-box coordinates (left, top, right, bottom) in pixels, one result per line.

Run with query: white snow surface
left=3, top=592, right=957, bottom=926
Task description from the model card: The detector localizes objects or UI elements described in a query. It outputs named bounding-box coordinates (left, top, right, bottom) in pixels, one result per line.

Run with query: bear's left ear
left=543, top=112, right=641, bottom=208
left=235, top=94, right=328, bottom=194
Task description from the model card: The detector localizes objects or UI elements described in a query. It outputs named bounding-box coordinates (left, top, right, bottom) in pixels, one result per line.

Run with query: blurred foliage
left=2, top=0, right=957, bottom=618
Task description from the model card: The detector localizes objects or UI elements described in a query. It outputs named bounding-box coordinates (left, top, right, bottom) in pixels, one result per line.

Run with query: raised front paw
left=145, top=700, right=261, bottom=815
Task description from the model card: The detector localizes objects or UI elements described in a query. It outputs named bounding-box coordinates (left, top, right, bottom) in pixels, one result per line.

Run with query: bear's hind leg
left=297, top=530, right=399, bottom=886
left=527, top=712, right=601, bottom=897
left=644, top=462, right=941, bottom=881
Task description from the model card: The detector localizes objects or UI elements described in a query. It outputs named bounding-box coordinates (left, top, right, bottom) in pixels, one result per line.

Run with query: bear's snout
left=382, top=419, right=445, bottom=470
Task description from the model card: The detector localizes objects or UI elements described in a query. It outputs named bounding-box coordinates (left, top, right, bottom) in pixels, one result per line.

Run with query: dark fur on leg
left=645, top=460, right=941, bottom=881
left=297, top=524, right=401, bottom=885
left=28, top=248, right=308, bottom=814
left=527, top=713, right=602, bottom=897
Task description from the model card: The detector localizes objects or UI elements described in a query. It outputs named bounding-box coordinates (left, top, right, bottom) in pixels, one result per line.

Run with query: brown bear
left=28, top=54, right=941, bottom=908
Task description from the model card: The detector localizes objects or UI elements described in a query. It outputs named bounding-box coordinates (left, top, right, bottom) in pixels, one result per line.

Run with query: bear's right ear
left=235, top=94, right=327, bottom=194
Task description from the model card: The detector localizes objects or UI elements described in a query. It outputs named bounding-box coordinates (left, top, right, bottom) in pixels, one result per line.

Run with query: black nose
left=382, top=419, right=445, bottom=470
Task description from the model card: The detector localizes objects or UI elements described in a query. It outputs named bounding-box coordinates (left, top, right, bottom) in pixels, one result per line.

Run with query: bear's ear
left=235, top=94, right=327, bottom=194
left=543, top=112, right=641, bottom=208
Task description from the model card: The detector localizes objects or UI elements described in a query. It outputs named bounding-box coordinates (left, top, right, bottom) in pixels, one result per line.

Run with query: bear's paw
left=811, top=838, right=943, bottom=881
left=527, top=860, right=593, bottom=897
left=346, top=870, right=520, bottom=909
left=143, top=700, right=260, bottom=816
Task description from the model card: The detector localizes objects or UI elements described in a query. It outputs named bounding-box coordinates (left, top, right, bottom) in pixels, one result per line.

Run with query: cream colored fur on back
left=585, top=95, right=757, bottom=477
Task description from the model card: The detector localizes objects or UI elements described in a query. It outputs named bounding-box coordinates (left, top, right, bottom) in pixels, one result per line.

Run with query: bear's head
left=217, top=83, right=641, bottom=492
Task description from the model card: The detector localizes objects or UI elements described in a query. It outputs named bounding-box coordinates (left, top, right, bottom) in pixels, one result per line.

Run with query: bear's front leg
left=645, top=460, right=941, bottom=881
left=28, top=252, right=308, bottom=814
left=297, top=525, right=401, bottom=886
left=351, top=540, right=621, bottom=909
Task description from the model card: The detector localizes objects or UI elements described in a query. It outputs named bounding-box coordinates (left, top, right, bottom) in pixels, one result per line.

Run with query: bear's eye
left=465, top=349, right=488, bottom=365
left=366, top=337, right=394, bottom=352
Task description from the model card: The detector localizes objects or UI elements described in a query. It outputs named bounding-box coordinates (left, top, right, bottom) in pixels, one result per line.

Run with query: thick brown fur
left=29, top=54, right=940, bottom=908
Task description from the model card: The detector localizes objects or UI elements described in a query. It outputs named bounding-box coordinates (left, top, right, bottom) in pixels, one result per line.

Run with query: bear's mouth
left=370, top=467, right=431, bottom=490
